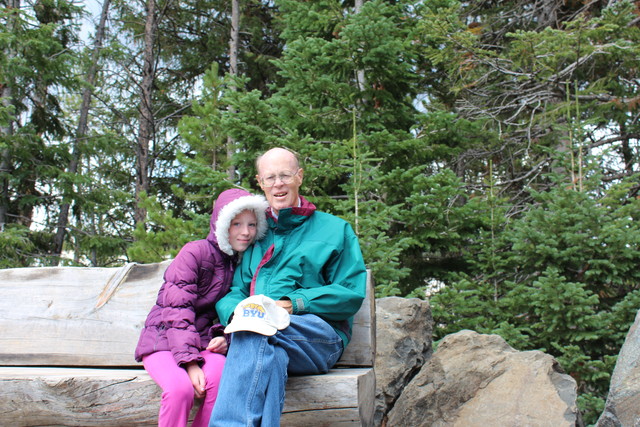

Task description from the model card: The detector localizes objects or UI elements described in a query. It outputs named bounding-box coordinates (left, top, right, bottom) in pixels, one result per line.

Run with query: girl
left=134, top=188, right=268, bottom=427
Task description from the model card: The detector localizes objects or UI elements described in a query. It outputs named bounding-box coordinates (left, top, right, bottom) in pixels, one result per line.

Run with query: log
left=0, top=366, right=374, bottom=427
left=0, top=262, right=169, bottom=367
left=0, top=263, right=374, bottom=368
left=0, top=367, right=160, bottom=427
left=283, top=368, right=376, bottom=426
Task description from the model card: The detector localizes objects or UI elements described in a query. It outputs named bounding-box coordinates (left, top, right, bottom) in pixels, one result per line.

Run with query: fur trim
left=215, top=195, right=269, bottom=255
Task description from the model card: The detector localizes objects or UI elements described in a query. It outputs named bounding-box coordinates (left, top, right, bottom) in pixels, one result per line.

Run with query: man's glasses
left=259, top=169, right=299, bottom=187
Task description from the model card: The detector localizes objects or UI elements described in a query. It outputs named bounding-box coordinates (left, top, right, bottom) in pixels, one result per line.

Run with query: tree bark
left=0, top=85, right=13, bottom=233
left=52, top=0, right=111, bottom=261
left=134, top=0, right=158, bottom=226
left=226, top=0, right=240, bottom=181
left=0, top=0, right=20, bottom=232
left=354, top=0, right=366, bottom=93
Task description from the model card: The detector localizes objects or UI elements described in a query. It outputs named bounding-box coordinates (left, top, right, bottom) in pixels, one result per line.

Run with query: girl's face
left=228, top=210, right=258, bottom=252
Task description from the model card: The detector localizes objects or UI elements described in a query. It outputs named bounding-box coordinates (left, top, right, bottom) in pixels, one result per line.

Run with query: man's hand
left=206, top=336, right=228, bottom=354
left=185, top=361, right=206, bottom=399
left=275, top=299, right=293, bottom=314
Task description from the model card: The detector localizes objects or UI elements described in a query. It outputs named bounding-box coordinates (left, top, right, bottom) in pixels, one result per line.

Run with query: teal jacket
left=216, top=196, right=367, bottom=349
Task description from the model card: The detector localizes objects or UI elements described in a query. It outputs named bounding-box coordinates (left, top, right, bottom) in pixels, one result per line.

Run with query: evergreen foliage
left=431, top=181, right=640, bottom=418
left=2, top=0, right=639, bottom=422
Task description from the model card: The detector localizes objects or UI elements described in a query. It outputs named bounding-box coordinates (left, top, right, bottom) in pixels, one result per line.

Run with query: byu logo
left=242, top=303, right=266, bottom=319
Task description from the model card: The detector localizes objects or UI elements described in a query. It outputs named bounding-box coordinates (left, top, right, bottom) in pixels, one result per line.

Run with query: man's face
left=257, top=150, right=303, bottom=215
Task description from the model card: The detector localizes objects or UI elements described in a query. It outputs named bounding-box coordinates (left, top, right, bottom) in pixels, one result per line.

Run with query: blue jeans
left=208, top=314, right=343, bottom=427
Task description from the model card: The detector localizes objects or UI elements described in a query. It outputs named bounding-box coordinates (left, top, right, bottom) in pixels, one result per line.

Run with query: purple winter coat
left=134, top=188, right=268, bottom=366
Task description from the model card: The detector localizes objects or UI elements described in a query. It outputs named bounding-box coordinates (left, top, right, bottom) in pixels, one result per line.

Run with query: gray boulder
left=385, top=329, right=579, bottom=427
left=374, top=297, right=433, bottom=426
left=597, top=310, right=640, bottom=427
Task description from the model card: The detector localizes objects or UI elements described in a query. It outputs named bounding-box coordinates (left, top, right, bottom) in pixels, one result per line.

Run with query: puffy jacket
left=134, top=188, right=268, bottom=365
left=216, top=196, right=367, bottom=349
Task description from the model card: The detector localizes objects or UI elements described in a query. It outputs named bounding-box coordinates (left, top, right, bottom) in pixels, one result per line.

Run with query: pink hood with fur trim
left=209, top=188, right=269, bottom=255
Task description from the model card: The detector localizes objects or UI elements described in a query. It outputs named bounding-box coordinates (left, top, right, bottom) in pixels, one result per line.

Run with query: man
left=208, top=147, right=367, bottom=426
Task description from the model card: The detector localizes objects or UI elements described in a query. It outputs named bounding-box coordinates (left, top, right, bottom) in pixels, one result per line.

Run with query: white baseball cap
left=224, top=294, right=291, bottom=336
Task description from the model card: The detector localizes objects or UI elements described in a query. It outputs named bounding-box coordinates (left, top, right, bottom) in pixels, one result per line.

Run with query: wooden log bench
left=0, top=262, right=376, bottom=426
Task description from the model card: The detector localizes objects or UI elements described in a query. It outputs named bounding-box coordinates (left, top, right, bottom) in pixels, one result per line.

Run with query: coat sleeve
left=162, top=242, right=204, bottom=366
left=286, top=223, right=367, bottom=321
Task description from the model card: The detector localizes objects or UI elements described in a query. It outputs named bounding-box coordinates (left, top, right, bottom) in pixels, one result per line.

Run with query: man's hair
left=255, top=147, right=300, bottom=174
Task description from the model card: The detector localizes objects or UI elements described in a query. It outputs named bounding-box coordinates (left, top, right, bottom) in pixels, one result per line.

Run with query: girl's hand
left=185, top=361, right=206, bottom=399
left=206, top=336, right=228, bottom=354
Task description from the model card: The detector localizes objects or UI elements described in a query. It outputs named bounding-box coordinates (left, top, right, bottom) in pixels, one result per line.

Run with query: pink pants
left=143, top=350, right=226, bottom=427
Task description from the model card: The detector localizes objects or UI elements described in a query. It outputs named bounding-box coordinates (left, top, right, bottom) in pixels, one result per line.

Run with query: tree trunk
left=0, top=0, right=20, bottom=232
left=226, top=0, right=240, bottom=181
left=52, top=0, right=111, bottom=261
left=354, top=0, right=366, bottom=93
left=0, top=84, right=12, bottom=233
left=134, top=0, right=157, bottom=226
left=619, top=121, right=634, bottom=177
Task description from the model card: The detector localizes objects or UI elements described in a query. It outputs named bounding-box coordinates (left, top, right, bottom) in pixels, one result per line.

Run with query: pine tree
left=0, top=0, right=82, bottom=265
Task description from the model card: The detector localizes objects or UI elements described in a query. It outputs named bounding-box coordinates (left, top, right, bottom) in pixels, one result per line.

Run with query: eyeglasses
left=259, top=169, right=299, bottom=187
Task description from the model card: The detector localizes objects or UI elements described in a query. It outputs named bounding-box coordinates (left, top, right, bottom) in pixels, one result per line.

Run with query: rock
left=597, top=310, right=640, bottom=427
left=374, top=297, right=433, bottom=426
left=386, top=330, right=579, bottom=427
